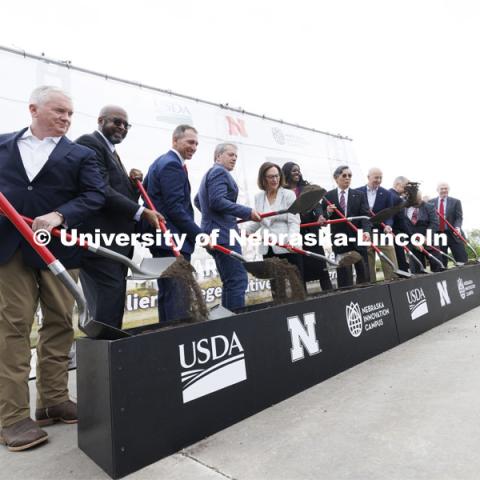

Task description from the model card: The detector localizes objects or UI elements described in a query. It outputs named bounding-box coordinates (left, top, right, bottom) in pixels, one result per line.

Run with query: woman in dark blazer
left=282, top=162, right=332, bottom=291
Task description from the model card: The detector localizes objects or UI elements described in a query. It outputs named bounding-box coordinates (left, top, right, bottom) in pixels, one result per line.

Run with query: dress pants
left=409, top=248, right=443, bottom=273
left=439, top=230, right=468, bottom=266
left=154, top=249, right=191, bottom=322
left=336, top=247, right=369, bottom=288
left=80, top=254, right=127, bottom=329
left=212, top=247, right=248, bottom=311
left=368, top=244, right=398, bottom=281
left=0, top=251, right=77, bottom=427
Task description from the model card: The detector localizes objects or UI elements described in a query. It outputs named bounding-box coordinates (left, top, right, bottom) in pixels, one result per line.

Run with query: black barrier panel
left=77, top=281, right=400, bottom=479
left=389, top=264, right=480, bottom=343
left=78, top=314, right=259, bottom=479
left=251, top=283, right=399, bottom=411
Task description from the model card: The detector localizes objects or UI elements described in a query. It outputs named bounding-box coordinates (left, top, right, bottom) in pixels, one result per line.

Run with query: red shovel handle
left=324, top=197, right=382, bottom=255
left=0, top=192, right=56, bottom=265
left=136, top=179, right=180, bottom=257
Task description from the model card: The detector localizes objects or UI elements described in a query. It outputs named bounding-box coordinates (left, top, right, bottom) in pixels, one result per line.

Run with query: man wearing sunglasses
left=324, top=165, right=371, bottom=288
left=76, top=106, right=164, bottom=329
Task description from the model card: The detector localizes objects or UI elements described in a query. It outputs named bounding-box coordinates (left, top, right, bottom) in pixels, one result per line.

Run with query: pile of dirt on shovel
left=263, top=257, right=306, bottom=304
left=160, top=256, right=209, bottom=322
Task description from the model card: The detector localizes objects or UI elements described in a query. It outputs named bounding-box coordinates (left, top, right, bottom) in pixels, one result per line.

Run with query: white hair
left=29, top=85, right=72, bottom=105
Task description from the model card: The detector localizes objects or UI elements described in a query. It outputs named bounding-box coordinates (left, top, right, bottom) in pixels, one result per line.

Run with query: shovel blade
left=127, top=257, right=177, bottom=280
left=79, top=319, right=131, bottom=340
left=289, top=187, right=326, bottom=214
left=208, top=304, right=236, bottom=320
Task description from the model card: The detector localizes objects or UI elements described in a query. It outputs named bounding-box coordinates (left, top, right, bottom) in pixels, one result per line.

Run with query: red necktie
left=183, top=164, right=188, bottom=176
left=411, top=208, right=418, bottom=225
left=439, top=198, right=445, bottom=231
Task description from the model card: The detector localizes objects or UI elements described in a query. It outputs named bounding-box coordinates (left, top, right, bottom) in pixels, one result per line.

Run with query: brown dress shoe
left=35, top=400, right=78, bottom=426
left=0, top=418, right=48, bottom=452
left=337, top=251, right=363, bottom=267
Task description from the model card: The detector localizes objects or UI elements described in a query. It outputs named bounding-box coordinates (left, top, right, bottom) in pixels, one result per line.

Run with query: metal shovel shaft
left=10, top=213, right=170, bottom=278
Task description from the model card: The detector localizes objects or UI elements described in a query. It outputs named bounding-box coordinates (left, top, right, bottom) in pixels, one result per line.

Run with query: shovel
left=276, top=243, right=339, bottom=267
left=237, top=186, right=326, bottom=223
left=0, top=192, right=129, bottom=340
left=300, top=216, right=370, bottom=228
left=426, top=244, right=459, bottom=267
left=212, top=245, right=274, bottom=278
left=0, top=211, right=175, bottom=280
left=435, top=209, right=479, bottom=262
left=366, top=208, right=427, bottom=274
left=324, top=197, right=412, bottom=278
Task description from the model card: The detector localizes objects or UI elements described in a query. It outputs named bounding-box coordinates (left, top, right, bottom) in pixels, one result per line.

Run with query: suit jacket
left=429, top=196, right=463, bottom=230
left=194, top=164, right=251, bottom=250
left=405, top=202, right=439, bottom=235
left=389, top=188, right=413, bottom=235
left=324, top=188, right=371, bottom=254
left=75, top=131, right=139, bottom=256
left=245, top=187, right=300, bottom=255
left=0, top=128, right=106, bottom=268
left=356, top=185, right=394, bottom=226
left=143, top=149, right=201, bottom=255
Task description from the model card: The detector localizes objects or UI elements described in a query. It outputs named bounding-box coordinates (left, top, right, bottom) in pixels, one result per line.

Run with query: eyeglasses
left=341, top=173, right=352, bottom=178
left=265, top=174, right=280, bottom=180
left=109, top=117, right=132, bottom=130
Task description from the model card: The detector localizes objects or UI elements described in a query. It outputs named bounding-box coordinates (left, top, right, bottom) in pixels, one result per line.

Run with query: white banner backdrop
left=0, top=47, right=361, bottom=327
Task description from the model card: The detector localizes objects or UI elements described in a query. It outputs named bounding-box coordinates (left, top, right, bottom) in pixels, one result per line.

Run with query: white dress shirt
left=366, top=186, right=378, bottom=209
left=17, top=128, right=61, bottom=181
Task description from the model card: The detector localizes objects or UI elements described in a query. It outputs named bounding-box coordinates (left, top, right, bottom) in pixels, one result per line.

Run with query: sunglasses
left=341, top=173, right=352, bottom=178
left=109, top=117, right=132, bottom=130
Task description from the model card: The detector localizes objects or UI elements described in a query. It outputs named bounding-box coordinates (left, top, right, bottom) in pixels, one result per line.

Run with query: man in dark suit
left=405, top=192, right=442, bottom=272
left=356, top=167, right=398, bottom=281
left=76, top=106, right=164, bottom=329
left=429, top=182, right=468, bottom=266
left=325, top=165, right=371, bottom=288
left=144, top=125, right=203, bottom=322
left=389, top=176, right=413, bottom=272
left=194, top=143, right=260, bottom=310
left=0, top=86, right=105, bottom=451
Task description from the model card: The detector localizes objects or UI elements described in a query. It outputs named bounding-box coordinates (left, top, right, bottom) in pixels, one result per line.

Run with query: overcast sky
left=2, top=0, right=479, bottom=229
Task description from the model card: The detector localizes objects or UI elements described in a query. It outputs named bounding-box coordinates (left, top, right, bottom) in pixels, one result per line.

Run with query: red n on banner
left=226, top=116, right=248, bottom=137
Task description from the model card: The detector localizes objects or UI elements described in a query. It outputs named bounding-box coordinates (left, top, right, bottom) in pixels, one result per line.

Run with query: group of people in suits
left=0, top=85, right=470, bottom=453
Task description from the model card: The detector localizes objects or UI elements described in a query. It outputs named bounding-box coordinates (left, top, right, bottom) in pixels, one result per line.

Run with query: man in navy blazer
left=0, top=86, right=105, bottom=451
left=76, top=106, right=164, bottom=329
left=429, top=182, right=467, bottom=266
left=356, top=167, right=398, bottom=281
left=324, top=165, right=371, bottom=288
left=389, top=176, right=414, bottom=272
left=194, top=143, right=260, bottom=310
left=144, top=125, right=203, bottom=322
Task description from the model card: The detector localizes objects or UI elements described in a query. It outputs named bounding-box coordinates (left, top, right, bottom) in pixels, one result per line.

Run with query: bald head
left=367, top=167, right=383, bottom=189
left=98, top=105, right=130, bottom=145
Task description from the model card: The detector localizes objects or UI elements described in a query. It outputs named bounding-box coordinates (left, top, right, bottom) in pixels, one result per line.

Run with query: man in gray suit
left=429, top=182, right=468, bottom=266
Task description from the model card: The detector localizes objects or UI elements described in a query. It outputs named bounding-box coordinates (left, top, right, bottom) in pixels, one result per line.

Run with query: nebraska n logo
left=287, top=312, right=321, bottom=362
left=436, top=280, right=451, bottom=307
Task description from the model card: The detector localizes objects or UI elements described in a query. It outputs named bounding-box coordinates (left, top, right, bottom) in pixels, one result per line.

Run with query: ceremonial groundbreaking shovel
left=435, top=209, right=479, bottom=262
left=0, top=192, right=129, bottom=340
left=323, top=197, right=412, bottom=279
left=237, top=186, right=326, bottom=223
left=212, top=245, right=273, bottom=278
left=0, top=212, right=176, bottom=280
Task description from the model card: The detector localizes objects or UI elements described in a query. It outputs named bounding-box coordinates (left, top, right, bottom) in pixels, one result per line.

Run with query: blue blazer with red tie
left=143, top=149, right=202, bottom=255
